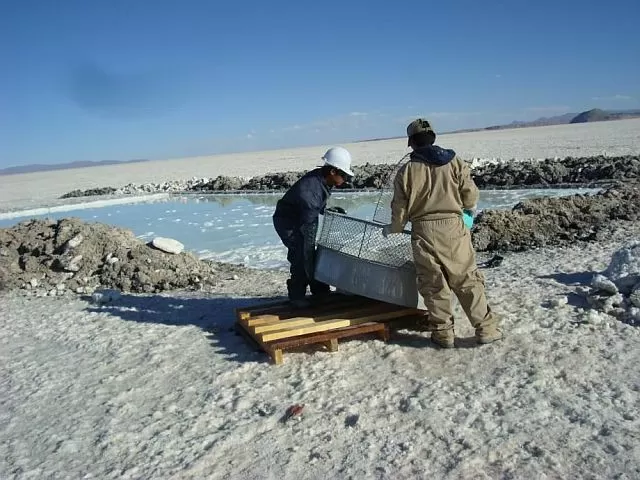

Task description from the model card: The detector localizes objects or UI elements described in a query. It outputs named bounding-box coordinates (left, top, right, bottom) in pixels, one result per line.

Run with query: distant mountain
left=570, top=108, right=640, bottom=123
left=483, top=112, right=578, bottom=130
left=0, top=158, right=150, bottom=176
left=473, top=108, right=640, bottom=132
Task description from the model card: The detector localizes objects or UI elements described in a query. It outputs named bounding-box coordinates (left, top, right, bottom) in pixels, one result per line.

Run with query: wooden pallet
left=234, top=294, right=424, bottom=364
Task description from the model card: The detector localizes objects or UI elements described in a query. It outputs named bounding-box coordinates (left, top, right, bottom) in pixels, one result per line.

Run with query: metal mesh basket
left=318, top=153, right=415, bottom=270
left=317, top=212, right=413, bottom=269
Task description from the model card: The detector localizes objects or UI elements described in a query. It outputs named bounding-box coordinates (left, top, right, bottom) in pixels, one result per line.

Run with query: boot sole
left=477, top=335, right=504, bottom=345
left=431, top=338, right=455, bottom=349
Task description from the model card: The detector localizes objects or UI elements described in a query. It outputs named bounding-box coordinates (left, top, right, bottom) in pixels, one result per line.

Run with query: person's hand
left=462, top=208, right=475, bottom=229
left=326, top=206, right=346, bottom=215
left=381, top=224, right=393, bottom=238
left=463, top=208, right=476, bottom=217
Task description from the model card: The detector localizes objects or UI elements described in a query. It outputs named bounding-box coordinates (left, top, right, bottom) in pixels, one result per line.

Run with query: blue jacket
left=273, top=168, right=331, bottom=227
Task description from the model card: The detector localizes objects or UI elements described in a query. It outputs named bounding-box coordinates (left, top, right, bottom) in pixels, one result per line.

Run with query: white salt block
left=152, top=237, right=184, bottom=254
left=591, top=274, right=618, bottom=295
left=91, top=289, right=121, bottom=304
left=605, top=242, right=640, bottom=281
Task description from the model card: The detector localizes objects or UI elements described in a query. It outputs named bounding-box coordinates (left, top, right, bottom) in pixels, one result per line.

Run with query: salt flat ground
left=1, top=118, right=639, bottom=211
left=1, top=226, right=639, bottom=479
left=1, top=119, right=640, bottom=479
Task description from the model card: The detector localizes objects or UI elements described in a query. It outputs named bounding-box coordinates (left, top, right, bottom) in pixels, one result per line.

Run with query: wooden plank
left=249, top=303, right=396, bottom=334
left=251, top=317, right=317, bottom=333
left=243, top=314, right=282, bottom=327
left=378, top=325, right=390, bottom=341
left=235, top=298, right=291, bottom=321
left=325, top=338, right=339, bottom=352
left=266, top=347, right=283, bottom=365
left=268, top=322, right=387, bottom=350
left=236, top=294, right=368, bottom=321
left=236, top=293, right=341, bottom=316
left=259, top=308, right=417, bottom=342
left=260, top=319, right=354, bottom=342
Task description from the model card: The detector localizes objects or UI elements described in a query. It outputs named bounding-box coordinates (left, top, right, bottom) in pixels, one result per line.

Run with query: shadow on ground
left=84, top=293, right=487, bottom=364
left=539, top=270, right=595, bottom=286
left=387, top=320, right=480, bottom=350
left=84, top=293, right=286, bottom=364
left=539, top=270, right=596, bottom=309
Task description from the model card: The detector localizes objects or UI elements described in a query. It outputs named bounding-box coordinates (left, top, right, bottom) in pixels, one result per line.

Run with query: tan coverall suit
left=389, top=146, right=498, bottom=336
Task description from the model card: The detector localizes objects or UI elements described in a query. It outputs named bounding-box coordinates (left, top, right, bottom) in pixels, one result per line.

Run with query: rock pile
left=584, top=242, right=640, bottom=326
left=0, top=218, right=245, bottom=296
left=60, top=187, right=117, bottom=198
left=59, top=155, right=640, bottom=199
left=471, top=184, right=640, bottom=252
left=61, top=178, right=216, bottom=198
left=472, top=155, right=640, bottom=189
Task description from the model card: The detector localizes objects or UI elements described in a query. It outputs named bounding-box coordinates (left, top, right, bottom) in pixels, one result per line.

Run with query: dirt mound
left=472, top=155, right=640, bottom=189
left=0, top=218, right=244, bottom=296
left=472, top=184, right=640, bottom=252
left=58, top=155, right=640, bottom=199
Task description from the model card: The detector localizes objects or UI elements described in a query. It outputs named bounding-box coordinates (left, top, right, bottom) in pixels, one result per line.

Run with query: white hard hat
left=321, top=146, right=354, bottom=177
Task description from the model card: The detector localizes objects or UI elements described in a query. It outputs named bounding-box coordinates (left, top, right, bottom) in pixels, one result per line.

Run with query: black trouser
left=273, top=217, right=330, bottom=301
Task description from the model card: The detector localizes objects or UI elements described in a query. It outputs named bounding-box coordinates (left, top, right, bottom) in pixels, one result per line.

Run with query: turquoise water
left=0, top=189, right=597, bottom=269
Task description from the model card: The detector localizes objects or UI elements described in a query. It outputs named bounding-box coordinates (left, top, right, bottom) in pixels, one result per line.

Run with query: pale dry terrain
left=2, top=119, right=640, bottom=479
left=2, top=226, right=639, bottom=479
left=1, top=118, right=639, bottom=211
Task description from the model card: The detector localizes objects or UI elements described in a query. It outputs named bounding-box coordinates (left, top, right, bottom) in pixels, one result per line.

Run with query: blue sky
left=1, top=0, right=639, bottom=167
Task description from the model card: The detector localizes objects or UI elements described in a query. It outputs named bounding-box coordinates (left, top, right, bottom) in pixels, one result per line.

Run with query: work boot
left=476, top=325, right=503, bottom=345
left=289, top=298, right=312, bottom=309
left=431, top=329, right=455, bottom=349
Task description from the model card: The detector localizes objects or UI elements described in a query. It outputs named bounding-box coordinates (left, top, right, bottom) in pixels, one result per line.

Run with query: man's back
left=391, top=145, right=479, bottom=227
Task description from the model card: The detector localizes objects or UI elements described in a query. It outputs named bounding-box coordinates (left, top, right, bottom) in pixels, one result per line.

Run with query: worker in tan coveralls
left=382, top=119, right=503, bottom=348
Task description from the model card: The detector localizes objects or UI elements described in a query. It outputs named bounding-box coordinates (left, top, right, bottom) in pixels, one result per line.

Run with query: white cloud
left=348, top=111, right=368, bottom=117
left=592, top=94, right=633, bottom=101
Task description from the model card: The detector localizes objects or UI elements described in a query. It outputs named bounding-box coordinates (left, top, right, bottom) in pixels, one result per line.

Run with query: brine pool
left=0, top=189, right=597, bottom=270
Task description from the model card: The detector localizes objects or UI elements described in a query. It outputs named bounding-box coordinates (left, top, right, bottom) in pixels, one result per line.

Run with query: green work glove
left=462, top=209, right=474, bottom=229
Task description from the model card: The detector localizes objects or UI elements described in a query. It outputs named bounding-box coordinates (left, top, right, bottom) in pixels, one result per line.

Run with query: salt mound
left=587, top=241, right=640, bottom=325
left=0, top=218, right=242, bottom=296
left=604, top=241, right=640, bottom=288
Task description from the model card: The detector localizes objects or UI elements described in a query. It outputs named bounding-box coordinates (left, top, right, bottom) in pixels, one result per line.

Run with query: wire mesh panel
left=371, top=153, right=410, bottom=225
left=317, top=212, right=413, bottom=269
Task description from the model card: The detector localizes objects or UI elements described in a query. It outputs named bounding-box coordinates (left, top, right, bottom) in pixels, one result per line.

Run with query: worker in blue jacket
left=273, top=146, right=354, bottom=308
